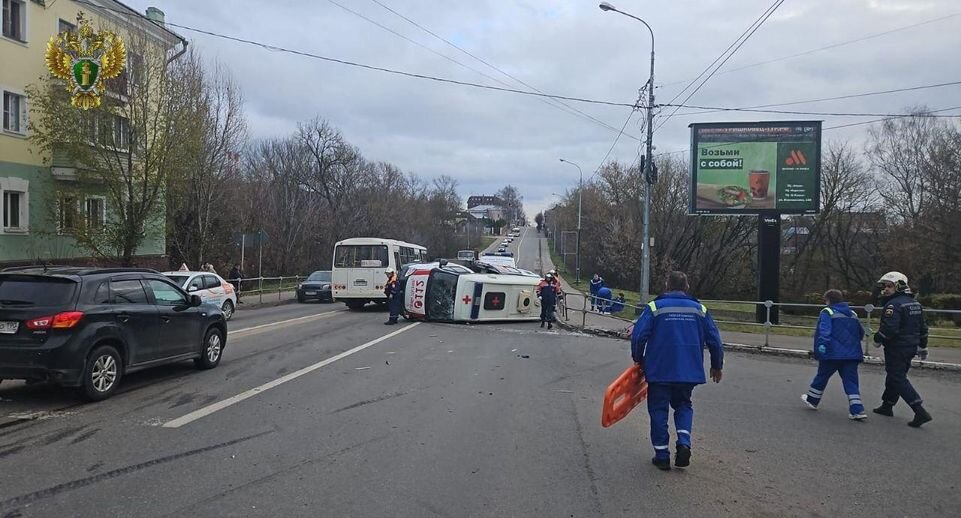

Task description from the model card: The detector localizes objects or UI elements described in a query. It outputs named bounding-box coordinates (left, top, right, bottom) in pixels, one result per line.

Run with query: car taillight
left=222, top=282, right=234, bottom=293
left=26, top=311, right=84, bottom=330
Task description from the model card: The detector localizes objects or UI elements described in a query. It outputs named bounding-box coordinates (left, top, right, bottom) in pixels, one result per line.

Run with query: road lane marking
left=231, top=310, right=345, bottom=337
left=516, top=228, right=527, bottom=265
left=163, top=322, right=422, bottom=428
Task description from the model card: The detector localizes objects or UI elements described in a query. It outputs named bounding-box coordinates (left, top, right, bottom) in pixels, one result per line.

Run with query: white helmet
left=385, top=267, right=395, bottom=275
left=877, top=271, right=909, bottom=292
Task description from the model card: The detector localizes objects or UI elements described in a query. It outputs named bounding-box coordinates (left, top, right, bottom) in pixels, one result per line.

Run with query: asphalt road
left=1, top=229, right=959, bottom=517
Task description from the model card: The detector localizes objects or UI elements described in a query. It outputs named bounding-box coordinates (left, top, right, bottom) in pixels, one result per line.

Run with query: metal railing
left=557, top=291, right=961, bottom=350
left=232, top=275, right=308, bottom=304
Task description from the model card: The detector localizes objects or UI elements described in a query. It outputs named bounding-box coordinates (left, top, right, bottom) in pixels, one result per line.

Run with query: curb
left=557, top=320, right=961, bottom=373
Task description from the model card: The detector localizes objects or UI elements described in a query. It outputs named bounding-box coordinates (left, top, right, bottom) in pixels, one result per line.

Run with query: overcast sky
left=124, top=0, right=961, bottom=218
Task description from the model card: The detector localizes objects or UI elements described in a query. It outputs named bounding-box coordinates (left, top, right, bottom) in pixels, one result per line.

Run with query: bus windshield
left=334, top=245, right=389, bottom=268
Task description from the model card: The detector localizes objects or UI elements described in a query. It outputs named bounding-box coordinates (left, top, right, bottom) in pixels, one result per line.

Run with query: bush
left=919, top=294, right=961, bottom=327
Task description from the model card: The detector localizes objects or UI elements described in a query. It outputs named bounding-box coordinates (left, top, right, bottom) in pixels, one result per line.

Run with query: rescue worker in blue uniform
left=801, top=289, right=867, bottom=420
left=596, top=286, right=613, bottom=314
left=872, top=272, right=932, bottom=427
left=609, top=293, right=626, bottom=314
left=589, top=274, right=605, bottom=311
left=630, top=271, right=723, bottom=470
left=537, top=273, right=559, bottom=330
left=384, top=267, right=401, bottom=325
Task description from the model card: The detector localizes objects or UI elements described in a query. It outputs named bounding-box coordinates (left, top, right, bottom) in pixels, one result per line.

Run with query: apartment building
left=0, top=0, right=183, bottom=265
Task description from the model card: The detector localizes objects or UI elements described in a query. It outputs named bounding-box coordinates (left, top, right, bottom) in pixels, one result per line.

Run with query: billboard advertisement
left=689, top=121, right=821, bottom=215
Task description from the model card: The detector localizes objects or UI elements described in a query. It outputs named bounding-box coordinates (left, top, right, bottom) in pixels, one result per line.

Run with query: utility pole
left=600, top=1, right=656, bottom=311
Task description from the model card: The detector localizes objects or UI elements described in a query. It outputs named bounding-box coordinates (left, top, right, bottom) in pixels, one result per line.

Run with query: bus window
left=426, top=271, right=458, bottom=321
left=334, top=245, right=389, bottom=268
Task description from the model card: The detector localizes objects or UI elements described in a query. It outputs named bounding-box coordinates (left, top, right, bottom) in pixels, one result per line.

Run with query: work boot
left=908, top=405, right=932, bottom=428
left=384, top=320, right=397, bottom=326
left=873, top=404, right=894, bottom=417
left=651, top=457, right=671, bottom=471
left=675, top=445, right=691, bottom=468
left=548, top=322, right=553, bottom=330
left=540, top=321, right=545, bottom=328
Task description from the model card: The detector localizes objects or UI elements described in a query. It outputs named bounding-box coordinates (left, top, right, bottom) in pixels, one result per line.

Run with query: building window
left=112, top=115, right=129, bottom=150
left=1, top=177, right=28, bottom=233
left=2, top=91, right=25, bottom=134
left=2, top=191, right=22, bottom=229
left=57, top=195, right=78, bottom=233
left=85, top=196, right=105, bottom=230
left=1, top=0, right=25, bottom=42
left=58, top=18, right=75, bottom=35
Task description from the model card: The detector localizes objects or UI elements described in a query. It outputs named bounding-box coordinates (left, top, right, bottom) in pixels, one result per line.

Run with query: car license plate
left=305, top=291, right=316, bottom=295
left=0, top=321, right=19, bottom=334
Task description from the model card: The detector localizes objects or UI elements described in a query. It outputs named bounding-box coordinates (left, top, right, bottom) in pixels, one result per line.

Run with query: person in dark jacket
left=589, top=274, right=605, bottom=311
left=801, top=289, right=867, bottom=420
left=631, top=271, right=723, bottom=471
left=872, top=272, right=932, bottom=427
left=227, top=264, right=243, bottom=301
left=537, top=273, right=559, bottom=330
left=610, top=293, right=626, bottom=314
left=384, top=268, right=401, bottom=325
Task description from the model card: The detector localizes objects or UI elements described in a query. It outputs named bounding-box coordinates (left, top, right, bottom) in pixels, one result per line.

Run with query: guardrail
left=557, top=292, right=961, bottom=351
left=232, top=275, right=307, bottom=304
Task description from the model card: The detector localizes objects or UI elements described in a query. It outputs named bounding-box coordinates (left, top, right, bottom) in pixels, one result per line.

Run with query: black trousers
left=881, top=347, right=923, bottom=407
left=540, top=303, right=556, bottom=322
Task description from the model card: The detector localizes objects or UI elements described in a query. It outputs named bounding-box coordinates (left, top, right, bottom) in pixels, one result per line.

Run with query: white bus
left=331, top=237, right=428, bottom=309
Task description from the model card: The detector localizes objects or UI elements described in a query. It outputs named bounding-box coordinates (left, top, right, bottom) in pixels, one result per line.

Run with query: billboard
left=689, top=121, right=821, bottom=215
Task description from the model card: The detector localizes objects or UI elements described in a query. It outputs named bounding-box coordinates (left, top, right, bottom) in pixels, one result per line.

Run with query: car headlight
left=323, top=284, right=331, bottom=290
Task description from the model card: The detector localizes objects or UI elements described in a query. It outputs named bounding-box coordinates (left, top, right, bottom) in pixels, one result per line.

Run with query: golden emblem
left=45, top=14, right=126, bottom=110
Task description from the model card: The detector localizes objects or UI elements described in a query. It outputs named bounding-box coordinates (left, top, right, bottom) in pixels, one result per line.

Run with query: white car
left=163, top=271, right=239, bottom=320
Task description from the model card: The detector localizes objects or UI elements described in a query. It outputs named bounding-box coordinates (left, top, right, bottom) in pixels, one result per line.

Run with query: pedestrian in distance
left=384, top=268, right=401, bottom=325
left=537, top=273, right=559, bottom=330
left=228, top=263, right=244, bottom=303
left=801, top=289, right=867, bottom=420
left=872, top=272, right=932, bottom=427
left=201, top=261, right=217, bottom=274
left=590, top=274, right=605, bottom=311
left=631, top=271, right=723, bottom=471
left=596, top=286, right=613, bottom=314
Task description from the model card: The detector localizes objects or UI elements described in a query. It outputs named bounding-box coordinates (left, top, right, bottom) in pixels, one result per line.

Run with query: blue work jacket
left=814, top=303, right=864, bottom=361
left=630, top=292, right=724, bottom=384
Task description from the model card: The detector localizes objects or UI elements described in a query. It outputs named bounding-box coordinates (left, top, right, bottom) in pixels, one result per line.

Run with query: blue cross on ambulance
left=401, top=261, right=542, bottom=322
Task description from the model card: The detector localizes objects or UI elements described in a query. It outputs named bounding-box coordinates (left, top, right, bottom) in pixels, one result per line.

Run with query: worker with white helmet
left=872, top=271, right=932, bottom=427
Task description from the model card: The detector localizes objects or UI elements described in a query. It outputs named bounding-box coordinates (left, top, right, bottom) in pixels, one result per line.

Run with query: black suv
left=0, top=267, right=228, bottom=400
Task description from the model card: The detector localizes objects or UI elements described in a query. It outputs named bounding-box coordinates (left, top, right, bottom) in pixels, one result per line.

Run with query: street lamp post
left=600, top=1, right=656, bottom=311
left=559, top=158, right=583, bottom=284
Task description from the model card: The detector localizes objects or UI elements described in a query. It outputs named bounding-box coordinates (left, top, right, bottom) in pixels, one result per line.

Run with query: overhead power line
left=365, top=0, right=640, bottom=141
left=72, top=0, right=638, bottom=109
left=658, top=12, right=961, bottom=89
left=651, top=106, right=961, bottom=159
left=667, top=80, right=961, bottom=117
left=655, top=0, right=785, bottom=134
left=660, top=103, right=961, bottom=118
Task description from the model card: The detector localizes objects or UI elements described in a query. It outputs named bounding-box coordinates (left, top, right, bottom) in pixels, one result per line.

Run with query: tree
left=167, top=52, right=247, bottom=269
left=534, top=212, right=544, bottom=231
left=496, top=185, right=525, bottom=224
left=28, top=29, right=195, bottom=265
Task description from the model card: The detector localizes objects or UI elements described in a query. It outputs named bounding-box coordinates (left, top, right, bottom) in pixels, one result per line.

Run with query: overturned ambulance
left=402, top=264, right=541, bottom=322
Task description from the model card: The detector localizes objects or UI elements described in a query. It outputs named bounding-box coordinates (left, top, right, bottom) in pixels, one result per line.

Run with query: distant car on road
left=457, top=250, right=478, bottom=261
left=0, top=267, right=227, bottom=400
left=296, top=271, right=333, bottom=303
left=163, top=271, right=238, bottom=321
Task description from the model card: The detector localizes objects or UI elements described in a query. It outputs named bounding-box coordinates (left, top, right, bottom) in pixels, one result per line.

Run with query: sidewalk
left=537, top=236, right=961, bottom=366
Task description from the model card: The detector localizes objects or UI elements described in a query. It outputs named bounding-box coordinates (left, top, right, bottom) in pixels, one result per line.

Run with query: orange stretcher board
left=601, top=364, right=648, bottom=428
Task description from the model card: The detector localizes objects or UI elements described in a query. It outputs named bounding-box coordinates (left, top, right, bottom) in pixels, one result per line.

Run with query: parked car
left=297, top=270, right=333, bottom=303
left=163, top=271, right=238, bottom=320
left=0, top=267, right=227, bottom=400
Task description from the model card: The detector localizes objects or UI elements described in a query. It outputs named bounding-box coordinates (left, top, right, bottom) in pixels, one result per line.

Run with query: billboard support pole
left=757, top=216, right=781, bottom=324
